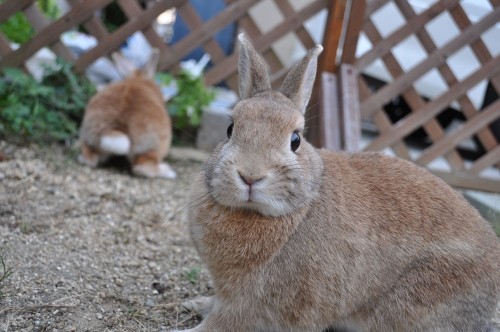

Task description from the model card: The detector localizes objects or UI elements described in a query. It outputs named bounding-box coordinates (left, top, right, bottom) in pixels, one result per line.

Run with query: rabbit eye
left=227, top=123, right=234, bottom=138
left=291, top=131, right=300, bottom=152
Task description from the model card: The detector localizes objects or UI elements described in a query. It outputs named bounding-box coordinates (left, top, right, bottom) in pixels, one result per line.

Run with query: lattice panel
left=352, top=0, right=500, bottom=192
left=0, top=0, right=187, bottom=74
left=0, top=0, right=328, bottom=91
left=208, top=0, right=329, bottom=90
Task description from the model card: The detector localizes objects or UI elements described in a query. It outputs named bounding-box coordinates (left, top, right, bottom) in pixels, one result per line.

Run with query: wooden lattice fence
left=0, top=0, right=329, bottom=92
left=320, top=0, right=500, bottom=193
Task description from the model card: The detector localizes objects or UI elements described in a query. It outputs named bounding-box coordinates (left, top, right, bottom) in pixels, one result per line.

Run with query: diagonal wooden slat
left=23, top=3, right=74, bottom=61
left=274, top=1, right=316, bottom=50
left=0, top=33, right=12, bottom=56
left=175, top=2, right=226, bottom=61
left=75, top=0, right=184, bottom=73
left=364, top=0, right=388, bottom=19
left=358, top=77, right=412, bottom=160
left=470, top=145, right=500, bottom=174
left=0, top=0, right=115, bottom=69
left=396, top=0, right=499, bottom=166
left=204, top=0, right=328, bottom=85
left=362, top=18, right=465, bottom=170
left=117, top=0, right=170, bottom=51
left=360, top=5, right=500, bottom=118
left=357, top=0, right=458, bottom=70
left=159, top=0, right=259, bottom=70
left=416, top=99, right=500, bottom=166
left=366, top=54, right=500, bottom=151
left=0, top=0, right=36, bottom=24
left=65, top=0, right=109, bottom=40
left=449, top=3, right=500, bottom=99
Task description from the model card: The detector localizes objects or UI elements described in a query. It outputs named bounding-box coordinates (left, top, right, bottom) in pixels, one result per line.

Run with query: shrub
left=0, top=59, right=95, bottom=143
left=163, top=70, right=215, bottom=130
left=0, top=0, right=59, bottom=44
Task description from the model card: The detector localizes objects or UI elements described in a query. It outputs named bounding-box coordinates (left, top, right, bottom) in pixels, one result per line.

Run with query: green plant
left=0, top=59, right=95, bottom=143
left=166, top=70, right=215, bottom=130
left=185, top=266, right=201, bottom=284
left=0, top=0, right=59, bottom=44
left=0, top=256, right=13, bottom=299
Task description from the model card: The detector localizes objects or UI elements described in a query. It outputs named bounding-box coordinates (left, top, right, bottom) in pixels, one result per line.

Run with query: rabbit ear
left=238, top=33, right=271, bottom=99
left=112, top=52, right=137, bottom=78
left=279, top=45, right=323, bottom=114
left=143, top=48, right=160, bottom=79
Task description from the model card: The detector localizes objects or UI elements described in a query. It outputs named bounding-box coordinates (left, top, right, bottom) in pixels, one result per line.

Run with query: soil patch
left=0, top=141, right=208, bottom=331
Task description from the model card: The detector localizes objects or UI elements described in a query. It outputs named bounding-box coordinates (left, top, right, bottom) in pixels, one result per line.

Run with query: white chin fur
left=217, top=196, right=294, bottom=217
left=100, top=135, right=130, bottom=155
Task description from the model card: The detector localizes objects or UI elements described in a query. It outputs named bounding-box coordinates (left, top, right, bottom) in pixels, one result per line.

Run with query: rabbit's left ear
left=143, top=48, right=160, bottom=79
left=112, top=51, right=137, bottom=78
left=238, top=34, right=271, bottom=99
left=279, top=45, right=323, bottom=114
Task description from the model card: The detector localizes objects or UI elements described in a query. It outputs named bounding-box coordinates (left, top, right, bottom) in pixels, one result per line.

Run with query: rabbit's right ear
left=112, top=52, right=137, bottom=78
left=238, top=33, right=271, bottom=99
left=142, top=48, right=160, bottom=79
left=279, top=45, right=323, bottom=114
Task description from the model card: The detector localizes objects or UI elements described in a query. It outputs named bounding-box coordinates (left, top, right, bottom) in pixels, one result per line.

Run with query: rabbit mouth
left=215, top=188, right=294, bottom=217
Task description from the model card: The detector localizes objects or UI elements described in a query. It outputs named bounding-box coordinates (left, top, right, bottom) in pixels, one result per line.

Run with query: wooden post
left=308, top=0, right=347, bottom=147
left=338, top=63, right=361, bottom=152
left=315, top=0, right=365, bottom=150
left=320, top=72, right=342, bottom=151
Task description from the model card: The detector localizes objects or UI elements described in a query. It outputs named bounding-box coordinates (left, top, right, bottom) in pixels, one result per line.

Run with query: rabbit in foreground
left=78, top=49, right=176, bottom=179
left=178, top=34, right=500, bottom=332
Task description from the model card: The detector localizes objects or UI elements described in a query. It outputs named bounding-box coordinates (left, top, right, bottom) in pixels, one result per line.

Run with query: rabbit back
left=80, top=76, right=171, bottom=159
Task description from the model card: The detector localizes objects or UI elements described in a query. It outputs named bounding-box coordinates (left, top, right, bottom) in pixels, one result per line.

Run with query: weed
left=185, top=266, right=201, bottom=284
left=0, top=256, right=13, bottom=299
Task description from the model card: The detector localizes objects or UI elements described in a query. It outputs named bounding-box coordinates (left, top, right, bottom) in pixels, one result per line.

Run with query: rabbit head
left=204, top=34, right=323, bottom=216
left=112, top=48, right=160, bottom=80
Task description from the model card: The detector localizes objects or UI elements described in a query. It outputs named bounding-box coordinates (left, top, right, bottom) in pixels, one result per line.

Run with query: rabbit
left=78, top=48, right=176, bottom=179
left=174, top=34, right=500, bottom=332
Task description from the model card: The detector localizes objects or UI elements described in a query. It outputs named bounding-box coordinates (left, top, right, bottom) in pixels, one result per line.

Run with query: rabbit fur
left=78, top=49, right=176, bottom=179
left=178, top=34, right=500, bottom=331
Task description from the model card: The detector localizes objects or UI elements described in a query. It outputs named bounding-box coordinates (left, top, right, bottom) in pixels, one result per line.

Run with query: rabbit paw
left=78, top=154, right=98, bottom=167
left=133, top=162, right=176, bottom=179
left=158, top=163, right=177, bottom=179
left=181, top=296, right=213, bottom=318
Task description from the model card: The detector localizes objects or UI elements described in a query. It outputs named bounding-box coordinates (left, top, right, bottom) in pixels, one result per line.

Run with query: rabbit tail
left=100, top=130, right=130, bottom=155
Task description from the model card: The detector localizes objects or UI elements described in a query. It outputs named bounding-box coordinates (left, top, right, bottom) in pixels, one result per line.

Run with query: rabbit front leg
left=79, top=142, right=100, bottom=167
left=172, top=299, right=259, bottom=332
left=172, top=312, right=255, bottom=332
left=181, top=296, right=214, bottom=319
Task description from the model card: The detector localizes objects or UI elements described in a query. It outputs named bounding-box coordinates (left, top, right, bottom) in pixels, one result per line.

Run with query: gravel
left=0, top=141, right=209, bottom=331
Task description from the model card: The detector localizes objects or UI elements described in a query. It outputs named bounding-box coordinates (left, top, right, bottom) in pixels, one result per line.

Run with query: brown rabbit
left=78, top=49, right=176, bottom=179
left=175, top=34, right=500, bottom=332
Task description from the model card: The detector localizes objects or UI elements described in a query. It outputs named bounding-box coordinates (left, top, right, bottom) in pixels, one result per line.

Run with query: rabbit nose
left=238, top=171, right=264, bottom=186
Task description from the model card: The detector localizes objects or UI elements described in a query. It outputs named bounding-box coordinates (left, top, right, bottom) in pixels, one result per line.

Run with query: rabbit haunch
left=177, top=34, right=500, bottom=332
left=78, top=49, right=176, bottom=179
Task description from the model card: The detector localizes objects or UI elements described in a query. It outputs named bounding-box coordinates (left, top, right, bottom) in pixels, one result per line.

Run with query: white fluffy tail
left=100, top=132, right=130, bottom=155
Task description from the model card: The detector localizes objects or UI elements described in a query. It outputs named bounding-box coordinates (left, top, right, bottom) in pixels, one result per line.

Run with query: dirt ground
left=0, top=140, right=209, bottom=331
left=0, top=140, right=499, bottom=332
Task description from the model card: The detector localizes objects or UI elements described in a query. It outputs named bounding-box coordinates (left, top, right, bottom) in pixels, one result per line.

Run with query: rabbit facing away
left=78, top=49, right=176, bottom=179
left=177, top=34, right=500, bottom=332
